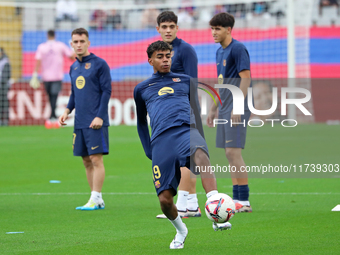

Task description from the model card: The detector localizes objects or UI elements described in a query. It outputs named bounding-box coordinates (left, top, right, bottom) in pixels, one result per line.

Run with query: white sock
left=233, top=199, right=240, bottom=204
left=176, top=190, right=189, bottom=211
left=91, top=191, right=101, bottom=203
left=187, top=194, right=199, bottom=210
left=206, top=190, right=218, bottom=199
left=169, top=216, right=188, bottom=242
left=239, top=200, right=250, bottom=206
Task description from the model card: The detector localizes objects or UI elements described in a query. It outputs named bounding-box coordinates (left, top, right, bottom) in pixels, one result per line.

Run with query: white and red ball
left=205, top=193, right=235, bottom=223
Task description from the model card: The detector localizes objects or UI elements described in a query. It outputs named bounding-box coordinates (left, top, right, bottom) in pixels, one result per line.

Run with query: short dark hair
left=71, top=28, right=89, bottom=38
left=209, top=12, right=235, bottom=29
left=47, top=29, right=55, bottom=38
left=147, top=41, right=172, bottom=58
left=157, top=11, right=178, bottom=26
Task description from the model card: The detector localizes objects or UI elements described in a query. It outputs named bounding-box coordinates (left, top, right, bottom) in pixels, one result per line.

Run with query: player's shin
left=194, top=149, right=218, bottom=194
left=159, top=190, right=178, bottom=220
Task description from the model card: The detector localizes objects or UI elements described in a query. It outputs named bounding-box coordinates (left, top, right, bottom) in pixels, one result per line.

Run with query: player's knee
left=82, top=156, right=92, bottom=168
left=225, top=148, right=241, bottom=161
left=194, top=149, right=210, bottom=166
left=159, top=198, right=173, bottom=210
left=89, top=154, right=103, bottom=167
left=158, top=192, right=173, bottom=210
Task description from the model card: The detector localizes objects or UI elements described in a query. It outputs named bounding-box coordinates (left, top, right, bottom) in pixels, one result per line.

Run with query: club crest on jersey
left=172, top=78, right=181, bottom=82
left=171, top=51, right=175, bottom=58
left=154, top=180, right=161, bottom=188
left=223, top=59, right=226, bottom=66
left=158, top=87, right=174, bottom=96
left=85, top=63, right=91, bottom=69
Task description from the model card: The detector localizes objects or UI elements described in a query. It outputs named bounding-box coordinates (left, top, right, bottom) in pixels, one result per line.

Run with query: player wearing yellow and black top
left=59, top=28, right=111, bottom=210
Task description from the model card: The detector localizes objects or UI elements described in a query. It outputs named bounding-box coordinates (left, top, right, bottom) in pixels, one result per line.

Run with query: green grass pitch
left=0, top=124, right=339, bottom=254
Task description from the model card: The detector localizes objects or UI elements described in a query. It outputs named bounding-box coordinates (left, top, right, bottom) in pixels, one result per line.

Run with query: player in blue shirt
left=59, top=28, right=112, bottom=211
left=155, top=11, right=201, bottom=218
left=134, top=41, right=230, bottom=249
left=207, top=13, right=252, bottom=213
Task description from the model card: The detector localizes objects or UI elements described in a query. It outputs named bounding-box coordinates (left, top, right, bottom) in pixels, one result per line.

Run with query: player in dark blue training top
left=155, top=11, right=201, bottom=218
left=207, top=12, right=252, bottom=213
left=59, top=28, right=112, bottom=211
left=134, top=41, right=231, bottom=250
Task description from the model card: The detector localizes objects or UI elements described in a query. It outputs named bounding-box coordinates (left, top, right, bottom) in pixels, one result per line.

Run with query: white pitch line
left=249, top=192, right=340, bottom=195
left=0, top=192, right=155, bottom=196
left=0, top=192, right=339, bottom=196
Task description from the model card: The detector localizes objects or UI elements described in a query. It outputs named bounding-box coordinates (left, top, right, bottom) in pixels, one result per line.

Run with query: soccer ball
left=205, top=193, right=235, bottom=223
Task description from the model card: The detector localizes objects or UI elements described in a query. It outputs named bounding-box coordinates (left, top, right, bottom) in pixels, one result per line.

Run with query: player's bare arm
left=231, top=70, right=251, bottom=126
left=239, top=70, right=251, bottom=96
left=207, top=89, right=220, bottom=127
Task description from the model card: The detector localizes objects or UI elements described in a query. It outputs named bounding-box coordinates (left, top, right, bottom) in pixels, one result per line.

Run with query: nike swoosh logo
left=91, top=146, right=99, bottom=150
left=149, top=82, right=157, bottom=86
left=217, top=63, right=220, bottom=65
left=225, top=140, right=233, bottom=143
left=74, top=67, right=78, bottom=70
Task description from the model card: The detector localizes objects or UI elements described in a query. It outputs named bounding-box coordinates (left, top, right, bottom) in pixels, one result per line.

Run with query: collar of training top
left=76, top=53, right=95, bottom=62
left=171, top=37, right=180, bottom=46
left=152, top=71, right=173, bottom=77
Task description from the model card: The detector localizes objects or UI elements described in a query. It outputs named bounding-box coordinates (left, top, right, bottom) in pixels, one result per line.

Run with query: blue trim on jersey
left=101, top=129, right=108, bottom=153
left=236, top=125, right=242, bottom=148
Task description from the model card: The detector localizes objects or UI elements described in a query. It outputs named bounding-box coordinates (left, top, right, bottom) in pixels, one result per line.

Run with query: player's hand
left=207, top=109, right=217, bottom=128
left=90, top=117, right=103, bottom=129
left=59, top=111, right=69, bottom=126
left=29, top=72, right=40, bottom=89
left=231, top=110, right=241, bottom=127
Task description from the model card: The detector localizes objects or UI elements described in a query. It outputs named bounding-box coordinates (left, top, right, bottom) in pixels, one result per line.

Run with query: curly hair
left=147, top=41, right=173, bottom=58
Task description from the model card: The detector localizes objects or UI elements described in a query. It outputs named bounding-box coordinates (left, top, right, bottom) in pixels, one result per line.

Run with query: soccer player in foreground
left=134, top=41, right=231, bottom=249
left=207, top=12, right=252, bottom=212
left=59, top=28, right=112, bottom=210
left=155, top=11, right=201, bottom=219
